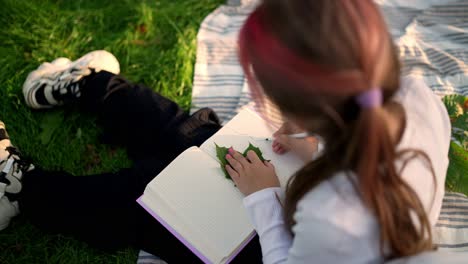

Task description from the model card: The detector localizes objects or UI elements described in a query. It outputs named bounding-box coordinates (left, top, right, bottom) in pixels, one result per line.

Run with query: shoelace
left=50, top=66, right=93, bottom=102
left=0, top=146, right=32, bottom=185
left=0, top=146, right=33, bottom=198
left=5, top=146, right=32, bottom=174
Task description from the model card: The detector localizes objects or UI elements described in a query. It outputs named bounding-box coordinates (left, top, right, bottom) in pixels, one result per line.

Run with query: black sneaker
left=23, top=50, right=120, bottom=109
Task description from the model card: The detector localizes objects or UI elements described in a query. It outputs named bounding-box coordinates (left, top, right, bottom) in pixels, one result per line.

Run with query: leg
left=20, top=168, right=141, bottom=250
left=18, top=156, right=172, bottom=253
left=22, top=51, right=222, bottom=160
left=77, top=71, right=222, bottom=160
left=19, top=157, right=262, bottom=263
left=20, top=166, right=204, bottom=262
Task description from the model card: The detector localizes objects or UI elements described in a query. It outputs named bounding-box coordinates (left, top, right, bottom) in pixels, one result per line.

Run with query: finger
left=276, top=136, right=292, bottom=150
left=272, top=141, right=278, bottom=149
left=273, top=141, right=288, bottom=154
left=274, top=145, right=285, bottom=154
left=273, top=145, right=280, bottom=153
left=275, top=135, right=289, bottom=146
left=273, top=140, right=283, bottom=148
left=225, top=164, right=240, bottom=179
left=229, top=148, right=250, bottom=166
left=273, top=140, right=282, bottom=148
left=264, top=161, right=275, bottom=169
left=226, top=154, right=244, bottom=171
left=246, top=150, right=261, bottom=164
left=277, top=147, right=287, bottom=154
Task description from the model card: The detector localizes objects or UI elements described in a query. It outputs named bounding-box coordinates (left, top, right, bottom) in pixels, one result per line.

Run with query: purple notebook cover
left=137, top=196, right=256, bottom=264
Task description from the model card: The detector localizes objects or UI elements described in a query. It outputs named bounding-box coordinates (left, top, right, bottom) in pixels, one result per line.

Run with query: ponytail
left=354, top=106, right=435, bottom=258
left=284, top=104, right=436, bottom=260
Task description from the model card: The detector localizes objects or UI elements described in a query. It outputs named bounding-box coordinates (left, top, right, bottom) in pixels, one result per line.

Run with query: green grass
left=0, top=0, right=223, bottom=263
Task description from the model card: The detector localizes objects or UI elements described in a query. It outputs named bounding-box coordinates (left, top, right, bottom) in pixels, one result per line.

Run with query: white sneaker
left=0, top=196, right=19, bottom=231
left=23, top=50, right=120, bottom=109
left=37, top=57, right=72, bottom=71
left=0, top=121, right=34, bottom=231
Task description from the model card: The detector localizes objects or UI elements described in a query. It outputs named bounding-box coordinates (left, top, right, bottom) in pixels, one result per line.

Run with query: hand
left=272, top=122, right=319, bottom=162
left=225, top=148, right=280, bottom=196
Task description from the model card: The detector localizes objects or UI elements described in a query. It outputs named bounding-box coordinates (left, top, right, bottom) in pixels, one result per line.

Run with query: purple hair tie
left=356, top=89, right=383, bottom=108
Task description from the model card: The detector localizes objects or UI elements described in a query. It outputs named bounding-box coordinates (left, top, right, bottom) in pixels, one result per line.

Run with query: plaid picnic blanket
left=138, top=0, right=468, bottom=262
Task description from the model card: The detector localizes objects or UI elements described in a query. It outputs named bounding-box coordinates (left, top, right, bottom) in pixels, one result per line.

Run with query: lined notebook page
left=146, top=147, right=254, bottom=263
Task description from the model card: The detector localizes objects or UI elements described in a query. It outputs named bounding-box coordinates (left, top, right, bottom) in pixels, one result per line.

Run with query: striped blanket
left=436, top=192, right=468, bottom=251
left=137, top=0, right=468, bottom=262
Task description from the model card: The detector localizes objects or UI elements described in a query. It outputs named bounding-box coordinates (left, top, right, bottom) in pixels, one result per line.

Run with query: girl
left=0, top=1, right=451, bottom=264
left=225, top=0, right=451, bottom=263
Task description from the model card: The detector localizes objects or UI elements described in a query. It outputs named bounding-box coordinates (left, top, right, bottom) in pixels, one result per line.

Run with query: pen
left=287, top=132, right=309, bottom=139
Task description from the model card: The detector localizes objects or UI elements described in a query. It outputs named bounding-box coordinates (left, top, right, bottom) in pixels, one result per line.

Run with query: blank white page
left=200, top=108, right=274, bottom=153
left=223, top=108, right=276, bottom=138
left=140, top=189, right=211, bottom=258
left=146, top=147, right=254, bottom=263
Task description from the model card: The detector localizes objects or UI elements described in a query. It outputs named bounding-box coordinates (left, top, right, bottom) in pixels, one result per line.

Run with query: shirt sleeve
left=243, top=187, right=362, bottom=264
left=243, top=187, right=292, bottom=264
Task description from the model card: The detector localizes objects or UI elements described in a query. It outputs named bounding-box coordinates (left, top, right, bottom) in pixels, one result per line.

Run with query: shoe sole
left=0, top=221, right=10, bottom=231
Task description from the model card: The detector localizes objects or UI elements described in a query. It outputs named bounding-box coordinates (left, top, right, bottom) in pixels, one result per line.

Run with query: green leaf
left=215, top=143, right=231, bottom=179
left=442, top=94, right=466, bottom=118
left=452, top=112, right=468, bottom=148
left=243, top=142, right=266, bottom=162
left=446, top=141, right=468, bottom=196
left=215, top=142, right=269, bottom=181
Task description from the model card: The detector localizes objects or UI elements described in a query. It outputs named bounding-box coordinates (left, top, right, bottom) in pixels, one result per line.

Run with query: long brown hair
left=238, top=0, right=435, bottom=259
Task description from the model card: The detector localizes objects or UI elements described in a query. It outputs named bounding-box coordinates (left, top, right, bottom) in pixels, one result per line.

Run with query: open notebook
left=137, top=108, right=304, bottom=264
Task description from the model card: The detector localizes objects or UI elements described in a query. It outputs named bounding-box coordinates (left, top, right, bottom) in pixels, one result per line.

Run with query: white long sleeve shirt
left=243, top=77, right=451, bottom=264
